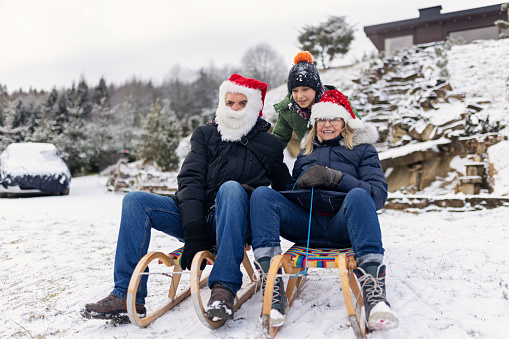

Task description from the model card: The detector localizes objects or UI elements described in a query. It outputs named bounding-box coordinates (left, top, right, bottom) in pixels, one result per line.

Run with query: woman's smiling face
left=316, top=118, right=345, bottom=140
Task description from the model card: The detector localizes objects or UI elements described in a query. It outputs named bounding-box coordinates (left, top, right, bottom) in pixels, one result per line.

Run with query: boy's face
left=291, top=86, right=316, bottom=109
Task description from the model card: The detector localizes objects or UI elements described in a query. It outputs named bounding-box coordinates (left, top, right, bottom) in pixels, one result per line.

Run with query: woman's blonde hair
left=303, top=120, right=355, bottom=155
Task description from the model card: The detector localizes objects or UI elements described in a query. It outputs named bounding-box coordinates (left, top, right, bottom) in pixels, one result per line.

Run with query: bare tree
left=241, top=43, right=287, bottom=89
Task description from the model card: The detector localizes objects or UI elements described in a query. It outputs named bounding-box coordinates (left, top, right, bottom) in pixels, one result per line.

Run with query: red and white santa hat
left=218, top=74, right=267, bottom=117
left=310, top=90, right=363, bottom=129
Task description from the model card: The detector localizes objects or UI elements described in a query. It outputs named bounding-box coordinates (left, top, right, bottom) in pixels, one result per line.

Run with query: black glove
left=241, top=184, right=255, bottom=197
left=297, top=165, right=343, bottom=190
left=181, top=223, right=212, bottom=271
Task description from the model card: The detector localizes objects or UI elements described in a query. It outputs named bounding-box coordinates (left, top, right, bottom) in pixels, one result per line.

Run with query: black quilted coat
left=176, top=118, right=290, bottom=241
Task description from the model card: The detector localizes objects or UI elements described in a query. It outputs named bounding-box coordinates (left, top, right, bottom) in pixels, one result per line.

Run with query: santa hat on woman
left=310, top=90, right=363, bottom=130
left=215, top=74, right=268, bottom=141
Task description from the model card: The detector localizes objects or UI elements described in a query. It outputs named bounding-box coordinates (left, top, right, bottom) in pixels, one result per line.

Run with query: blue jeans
left=111, top=181, right=250, bottom=304
left=250, top=187, right=384, bottom=266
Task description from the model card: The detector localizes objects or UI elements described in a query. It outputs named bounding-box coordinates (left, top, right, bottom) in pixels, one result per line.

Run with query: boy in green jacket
left=272, top=51, right=359, bottom=149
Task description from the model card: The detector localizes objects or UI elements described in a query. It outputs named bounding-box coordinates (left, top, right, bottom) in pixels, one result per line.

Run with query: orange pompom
left=294, top=51, right=314, bottom=64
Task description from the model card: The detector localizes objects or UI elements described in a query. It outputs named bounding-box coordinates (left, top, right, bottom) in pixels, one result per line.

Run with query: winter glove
left=241, top=184, right=255, bottom=197
left=181, top=223, right=212, bottom=271
left=297, top=165, right=343, bottom=191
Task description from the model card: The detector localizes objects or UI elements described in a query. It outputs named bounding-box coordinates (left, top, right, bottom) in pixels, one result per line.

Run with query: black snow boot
left=353, top=262, right=399, bottom=330
left=255, top=256, right=288, bottom=327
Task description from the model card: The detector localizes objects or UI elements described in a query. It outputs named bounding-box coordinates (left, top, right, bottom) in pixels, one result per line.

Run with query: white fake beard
left=215, top=104, right=259, bottom=142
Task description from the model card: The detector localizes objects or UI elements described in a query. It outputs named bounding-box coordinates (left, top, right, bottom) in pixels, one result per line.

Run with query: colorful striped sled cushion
left=167, top=246, right=219, bottom=266
left=285, top=245, right=355, bottom=268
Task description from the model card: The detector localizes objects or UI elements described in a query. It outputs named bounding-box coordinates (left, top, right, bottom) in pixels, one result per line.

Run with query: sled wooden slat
left=261, top=245, right=366, bottom=338
left=338, top=253, right=366, bottom=338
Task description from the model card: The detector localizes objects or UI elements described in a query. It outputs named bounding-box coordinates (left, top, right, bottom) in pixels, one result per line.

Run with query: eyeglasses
left=316, top=118, right=342, bottom=126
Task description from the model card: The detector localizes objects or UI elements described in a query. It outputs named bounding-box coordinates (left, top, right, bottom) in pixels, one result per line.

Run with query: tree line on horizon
left=0, top=16, right=356, bottom=175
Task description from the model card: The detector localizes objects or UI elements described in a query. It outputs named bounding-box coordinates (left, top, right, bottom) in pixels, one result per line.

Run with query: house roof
left=364, top=4, right=503, bottom=33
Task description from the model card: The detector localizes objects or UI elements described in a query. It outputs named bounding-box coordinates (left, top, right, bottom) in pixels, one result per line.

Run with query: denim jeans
left=111, top=181, right=250, bottom=304
left=250, top=187, right=384, bottom=266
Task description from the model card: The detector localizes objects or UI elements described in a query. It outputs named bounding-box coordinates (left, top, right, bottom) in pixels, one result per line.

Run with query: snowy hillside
left=265, top=39, right=509, bottom=197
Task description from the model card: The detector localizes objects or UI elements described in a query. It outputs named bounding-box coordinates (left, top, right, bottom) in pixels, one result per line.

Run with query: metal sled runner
left=261, top=245, right=367, bottom=338
left=126, top=246, right=258, bottom=328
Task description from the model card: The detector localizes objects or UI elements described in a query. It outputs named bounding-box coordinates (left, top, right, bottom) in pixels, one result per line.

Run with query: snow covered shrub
left=464, top=113, right=506, bottom=136
left=495, top=3, right=509, bottom=39
left=444, top=36, right=465, bottom=50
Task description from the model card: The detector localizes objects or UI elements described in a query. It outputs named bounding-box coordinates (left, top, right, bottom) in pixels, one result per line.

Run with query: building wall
left=450, top=26, right=500, bottom=43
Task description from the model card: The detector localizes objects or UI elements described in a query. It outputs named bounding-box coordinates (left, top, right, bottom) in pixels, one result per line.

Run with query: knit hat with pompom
left=287, top=51, right=322, bottom=93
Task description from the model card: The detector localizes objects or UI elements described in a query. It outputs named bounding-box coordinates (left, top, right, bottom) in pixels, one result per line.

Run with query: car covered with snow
left=0, top=142, right=71, bottom=196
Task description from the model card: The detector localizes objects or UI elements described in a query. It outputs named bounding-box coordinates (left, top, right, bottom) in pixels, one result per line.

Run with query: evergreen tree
left=136, top=98, right=181, bottom=171
left=298, top=16, right=355, bottom=68
left=12, top=100, right=29, bottom=128
left=30, top=112, right=57, bottom=143
left=46, top=88, right=59, bottom=109
left=0, top=98, right=27, bottom=149
left=77, top=78, right=93, bottom=120
left=117, top=94, right=139, bottom=152
left=92, top=77, right=110, bottom=120
left=29, top=98, right=59, bottom=144
left=53, top=87, right=92, bottom=175
left=55, top=90, right=70, bottom=133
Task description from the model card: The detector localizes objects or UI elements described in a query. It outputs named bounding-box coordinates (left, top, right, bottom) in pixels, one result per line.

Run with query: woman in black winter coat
left=250, top=90, right=399, bottom=331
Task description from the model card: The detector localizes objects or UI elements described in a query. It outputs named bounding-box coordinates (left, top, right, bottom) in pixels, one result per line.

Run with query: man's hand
left=297, top=165, right=343, bottom=190
left=181, top=229, right=212, bottom=271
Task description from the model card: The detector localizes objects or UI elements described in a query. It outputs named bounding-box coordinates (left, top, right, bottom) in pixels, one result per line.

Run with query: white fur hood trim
left=351, top=123, right=379, bottom=146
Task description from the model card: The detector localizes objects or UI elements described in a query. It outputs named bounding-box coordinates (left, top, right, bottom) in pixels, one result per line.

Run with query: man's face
left=225, top=92, right=248, bottom=111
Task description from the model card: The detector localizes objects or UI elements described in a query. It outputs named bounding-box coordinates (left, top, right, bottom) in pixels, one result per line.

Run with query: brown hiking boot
left=206, top=282, right=235, bottom=321
left=80, top=293, right=146, bottom=323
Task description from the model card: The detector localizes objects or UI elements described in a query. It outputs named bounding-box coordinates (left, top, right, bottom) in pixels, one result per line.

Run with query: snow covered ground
left=2, top=174, right=509, bottom=339
left=2, top=38, right=509, bottom=338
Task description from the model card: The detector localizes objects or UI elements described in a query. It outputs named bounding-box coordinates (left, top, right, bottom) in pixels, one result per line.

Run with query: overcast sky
left=0, top=0, right=502, bottom=92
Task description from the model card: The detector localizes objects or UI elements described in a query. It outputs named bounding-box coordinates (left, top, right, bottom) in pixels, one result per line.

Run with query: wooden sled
left=261, top=245, right=366, bottom=338
left=190, top=247, right=259, bottom=329
left=127, top=247, right=197, bottom=327
left=127, top=246, right=258, bottom=329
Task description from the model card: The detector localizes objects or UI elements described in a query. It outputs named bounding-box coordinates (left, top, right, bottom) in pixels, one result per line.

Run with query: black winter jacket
left=176, top=118, right=290, bottom=241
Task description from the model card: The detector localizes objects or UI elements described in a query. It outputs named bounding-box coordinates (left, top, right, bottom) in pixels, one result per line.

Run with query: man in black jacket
left=81, top=74, right=290, bottom=322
